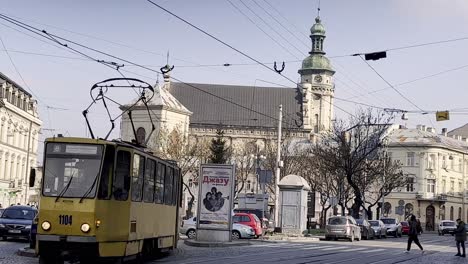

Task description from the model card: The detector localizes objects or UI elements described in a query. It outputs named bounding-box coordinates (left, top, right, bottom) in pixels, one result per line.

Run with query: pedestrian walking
left=455, top=218, right=466, bottom=257
left=406, top=215, right=424, bottom=253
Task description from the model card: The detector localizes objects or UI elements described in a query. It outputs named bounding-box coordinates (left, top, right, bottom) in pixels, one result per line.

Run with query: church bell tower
left=298, top=16, right=335, bottom=134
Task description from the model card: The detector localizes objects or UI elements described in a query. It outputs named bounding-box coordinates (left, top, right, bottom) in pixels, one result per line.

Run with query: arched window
left=450, top=206, right=454, bottom=220
left=458, top=207, right=462, bottom=220
left=136, top=127, right=146, bottom=144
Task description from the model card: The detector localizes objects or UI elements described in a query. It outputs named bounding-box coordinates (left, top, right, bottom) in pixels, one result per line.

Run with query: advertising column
left=196, top=164, right=235, bottom=242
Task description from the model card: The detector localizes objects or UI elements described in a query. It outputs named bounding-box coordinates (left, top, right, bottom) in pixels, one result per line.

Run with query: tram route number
left=58, top=215, right=73, bottom=225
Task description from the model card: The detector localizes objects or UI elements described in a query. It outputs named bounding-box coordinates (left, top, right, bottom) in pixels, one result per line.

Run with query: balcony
left=416, top=192, right=447, bottom=202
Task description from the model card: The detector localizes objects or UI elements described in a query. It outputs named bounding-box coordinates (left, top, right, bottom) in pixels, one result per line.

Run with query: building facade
left=0, top=72, right=42, bottom=207
left=383, top=125, right=468, bottom=231
left=120, top=16, right=335, bottom=218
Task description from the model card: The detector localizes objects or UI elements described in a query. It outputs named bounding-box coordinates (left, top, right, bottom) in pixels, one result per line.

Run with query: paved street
left=1, top=234, right=468, bottom=264
left=155, top=234, right=467, bottom=264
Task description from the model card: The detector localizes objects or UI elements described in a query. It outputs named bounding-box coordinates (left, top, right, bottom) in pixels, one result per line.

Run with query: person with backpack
left=455, top=218, right=466, bottom=257
left=406, top=215, right=424, bottom=253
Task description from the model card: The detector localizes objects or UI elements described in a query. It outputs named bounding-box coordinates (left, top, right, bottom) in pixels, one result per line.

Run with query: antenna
left=166, top=50, right=170, bottom=66
left=317, top=0, right=321, bottom=17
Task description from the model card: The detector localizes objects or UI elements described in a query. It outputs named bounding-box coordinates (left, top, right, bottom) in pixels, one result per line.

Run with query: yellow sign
left=436, top=111, right=450, bottom=121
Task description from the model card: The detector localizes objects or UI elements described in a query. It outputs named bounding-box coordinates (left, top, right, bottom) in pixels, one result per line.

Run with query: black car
left=0, top=205, right=37, bottom=241
left=356, top=219, right=375, bottom=240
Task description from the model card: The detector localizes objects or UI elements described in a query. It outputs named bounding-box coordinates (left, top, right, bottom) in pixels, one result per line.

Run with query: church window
left=136, top=127, right=146, bottom=145
left=314, top=114, right=319, bottom=133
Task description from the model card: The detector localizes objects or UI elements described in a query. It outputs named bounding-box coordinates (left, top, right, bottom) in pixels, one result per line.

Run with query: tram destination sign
left=197, top=164, right=235, bottom=230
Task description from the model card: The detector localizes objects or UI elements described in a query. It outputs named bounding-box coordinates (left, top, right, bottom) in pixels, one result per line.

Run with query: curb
left=16, top=247, right=37, bottom=258
left=184, top=239, right=251, bottom=247
left=256, top=237, right=321, bottom=243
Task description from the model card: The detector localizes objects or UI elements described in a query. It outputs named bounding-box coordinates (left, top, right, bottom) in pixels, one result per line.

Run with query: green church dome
left=301, top=54, right=334, bottom=73
left=310, top=17, right=325, bottom=35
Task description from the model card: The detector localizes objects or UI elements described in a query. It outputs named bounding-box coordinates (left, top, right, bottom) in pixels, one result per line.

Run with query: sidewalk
left=259, top=234, right=323, bottom=243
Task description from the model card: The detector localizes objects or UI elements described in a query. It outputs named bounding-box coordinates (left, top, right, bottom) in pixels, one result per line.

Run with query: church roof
left=169, top=82, right=303, bottom=129
left=123, top=82, right=191, bottom=114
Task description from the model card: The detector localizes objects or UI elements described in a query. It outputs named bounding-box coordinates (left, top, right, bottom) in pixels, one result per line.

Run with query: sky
left=1, top=0, right=468, bottom=158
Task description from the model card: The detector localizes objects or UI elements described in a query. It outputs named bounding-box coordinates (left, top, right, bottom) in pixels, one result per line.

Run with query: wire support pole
left=274, top=104, right=282, bottom=229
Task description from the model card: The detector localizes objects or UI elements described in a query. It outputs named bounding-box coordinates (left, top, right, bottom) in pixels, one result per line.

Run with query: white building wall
left=383, top=137, right=468, bottom=230
left=0, top=78, right=42, bottom=207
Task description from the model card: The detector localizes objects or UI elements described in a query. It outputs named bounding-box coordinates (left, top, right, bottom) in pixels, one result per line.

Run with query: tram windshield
left=42, top=143, right=103, bottom=198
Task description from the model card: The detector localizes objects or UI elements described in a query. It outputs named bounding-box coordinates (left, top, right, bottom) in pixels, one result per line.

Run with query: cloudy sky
left=1, top=0, right=468, bottom=152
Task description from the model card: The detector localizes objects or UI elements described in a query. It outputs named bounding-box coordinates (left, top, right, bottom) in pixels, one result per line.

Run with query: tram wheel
left=39, top=254, right=64, bottom=264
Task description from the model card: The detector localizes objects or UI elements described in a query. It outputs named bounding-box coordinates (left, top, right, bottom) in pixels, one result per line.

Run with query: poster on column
left=197, top=164, right=235, bottom=230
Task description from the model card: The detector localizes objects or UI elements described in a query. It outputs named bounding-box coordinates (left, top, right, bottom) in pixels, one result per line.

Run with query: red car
left=401, top=221, right=410, bottom=235
left=233, top=213, right=263, bottom=237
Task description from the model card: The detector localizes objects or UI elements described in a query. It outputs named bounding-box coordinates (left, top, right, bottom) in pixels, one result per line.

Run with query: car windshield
left=443, top=222, right=456, bottom=226
left=369, top=221, right=379, bottom=227
left=356, top=219, right=364, bottom=225
left=381, top=219, right=396, bottom=224
left=328, top=217, right=347, bottom=225
left=1, top=208, right=36, bottom=220
left=401, top=222, right=408, bottom=226
left=42, top=143, right=103, bottom=198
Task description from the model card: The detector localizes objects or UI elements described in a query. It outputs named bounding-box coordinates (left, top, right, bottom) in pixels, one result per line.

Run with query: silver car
left=325, top=216, right=361, bottom=242
left=381, top=218, right=402, bottom=237
left=180, top=217, right=255, bottom=240
left=369, top=220, right=387, bottom=239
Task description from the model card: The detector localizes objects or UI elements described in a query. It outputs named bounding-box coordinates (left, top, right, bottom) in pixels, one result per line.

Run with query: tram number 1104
left=58, top=215, right=73, bottom=225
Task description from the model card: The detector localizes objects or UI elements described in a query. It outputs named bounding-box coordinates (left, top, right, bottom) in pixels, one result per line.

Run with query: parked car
left=325, top=216, right=361, bottom=242
left=400, top=221, right=410, bottom=235
left=180, top=217, right=197, bottom=239
left=438, top=220, right=457, bottom=236
left=381, top=218, right=402, bottom=237
left=179, top=217, right=255, bottom=240
left=356, top=219, right=375, bottom=240
left=234, top=208, right=272, bottom=233
left=369, top=220, right=387, bottom=239
left=233, top=213, right=263, bottom=237
left=0, top=205, right=37, bottom=241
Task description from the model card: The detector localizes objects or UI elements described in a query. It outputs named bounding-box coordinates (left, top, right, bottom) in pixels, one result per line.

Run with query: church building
left=120, top=16, right=336, bottom=217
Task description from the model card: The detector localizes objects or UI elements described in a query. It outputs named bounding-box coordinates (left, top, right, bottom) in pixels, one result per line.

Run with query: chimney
left=457, top=135, right=462, bottom=141
left=442, top=128, right=447, bottom=136
left=426, top=127, right=435, bottom=133
left=421, top=125, right=426, bottom=131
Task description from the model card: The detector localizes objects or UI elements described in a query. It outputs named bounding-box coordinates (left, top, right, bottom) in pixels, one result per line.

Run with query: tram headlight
left=41, top=221, right=51, bottom=231
left=81, top=223, right=91, bottom=233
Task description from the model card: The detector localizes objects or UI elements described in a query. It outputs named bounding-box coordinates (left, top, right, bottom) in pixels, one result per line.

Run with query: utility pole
left=24, top=120, right=32, bottom=204
left=274, top=105, right=282, bottom=229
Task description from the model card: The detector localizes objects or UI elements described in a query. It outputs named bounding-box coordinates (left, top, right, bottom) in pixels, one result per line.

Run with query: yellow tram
left=30, top=136, right=181, bottom=263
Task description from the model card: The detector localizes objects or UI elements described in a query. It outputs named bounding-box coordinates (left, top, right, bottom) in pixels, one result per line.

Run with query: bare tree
left=311, top=109, right=403, bottom=219
left=230, top=140, right=257, bottom=198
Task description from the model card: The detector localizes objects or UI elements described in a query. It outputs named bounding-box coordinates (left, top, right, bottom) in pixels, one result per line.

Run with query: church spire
left=310, top=16, right=326, bottom=55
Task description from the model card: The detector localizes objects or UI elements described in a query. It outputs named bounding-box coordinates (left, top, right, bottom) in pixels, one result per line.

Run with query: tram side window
left=175, top=168, right=182, bottom=206
left=164, top=166, right=174, bottom=205
left=98, top=145, right=115, bottom=199
left=155, top=163, right=165, bottom=204
left=172, top=168, right=179, bottom=206
left=131, top=154, right=145, bottom=202
left=143, top=159, right=156, bottom=203
left=113, top=151, right=131, bottom=201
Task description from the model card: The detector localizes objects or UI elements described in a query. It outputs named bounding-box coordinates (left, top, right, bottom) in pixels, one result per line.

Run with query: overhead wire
left=238, top=0, right=304, bottom=56
left=225, top=0, right=300, bottom=60
left=251, top=0, right=309, bottom=49
left=0, top=13, right=291, bottom=125
left=145, top=0, right=355, bottom=118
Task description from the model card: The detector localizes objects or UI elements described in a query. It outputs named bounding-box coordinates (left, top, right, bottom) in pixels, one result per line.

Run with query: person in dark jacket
left=406, top=215, right=424, bottom=252
left=455, top=218, right=466, bottom=257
